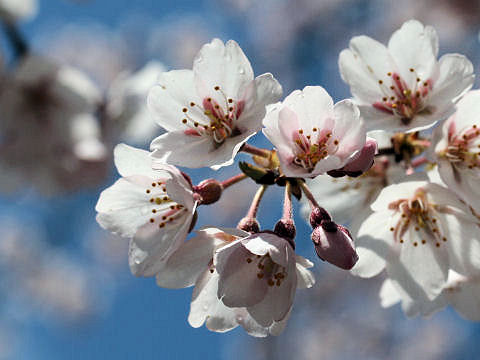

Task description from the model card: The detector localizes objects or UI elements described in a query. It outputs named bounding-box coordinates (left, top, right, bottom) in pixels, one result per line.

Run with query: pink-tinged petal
left=242, top=233, right=289, bottom=267
left=282, top=86, right=334, bottom=132
left=156, top=227, right=230, bottom=289
left=193, top=39, right=254, bottom=101
left=113, top=143, right=161, bottom=179
left=247, top=251, right=296, bottom=327
left=429, top=54, right=474, bottom=112
left=332, top=99, right=366, bottom=159
left=387, top=20, right=438, bottom=89
left=295, top=255, right=315, bottom=289
left=147, top=69, right=203, bottom=132
left=341, top=137, right=377, bottom=175
left=215, top=241, right=269, bottom=307
left=188, top=269, right=238, bottom=332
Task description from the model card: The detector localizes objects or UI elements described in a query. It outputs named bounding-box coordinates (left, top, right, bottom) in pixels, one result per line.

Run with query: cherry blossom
left=380, top=270, right=480, bottom=321
left=263, top=86, right=366, bottom=178
left=431, top=90, right=480, bottom=215
left=0, top=55, right=107, bottom=193
left=95, top=144, right=196, bottom=276
left=351, top=177, right=480, bottom=308
left=148, top=38, right=282, bottom=169
left=214, top=231, right=315, bottom=330
left=106, top=61, right=167, bottom=144
left=155, top=227, right=282, bottom=336
left=156, top=227, right=314, bottom=336
left=339, top=19, right=474, bottom=132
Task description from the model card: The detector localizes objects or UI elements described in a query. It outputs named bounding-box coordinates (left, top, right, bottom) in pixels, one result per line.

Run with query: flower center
left=292, top=128, right=339, bottom=172
left=145, top=180, right=187, bottom=228
left=181, top=85, right=244, bottom=146
left=245, top=254, right=287, bottom=287
left=388, top=189, right=448, bottom=247
left=442, top=122, right=480, bottom=169
left=372, top=70, right=433, bottom=125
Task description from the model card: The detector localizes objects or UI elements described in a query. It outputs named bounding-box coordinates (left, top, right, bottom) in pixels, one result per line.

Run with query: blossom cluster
left=95, top=19, right=480, bottom=336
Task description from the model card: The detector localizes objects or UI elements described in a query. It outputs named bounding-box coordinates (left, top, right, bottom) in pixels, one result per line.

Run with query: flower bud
left=327, top=137, right=378, bottom=178
left=193, top=179, right=223, bottom=205
left=311, top=221, right=358, bottom=270
left=274, top=218, right=296, bottom=240
left=343, top=137, right=378, bottom=175
left=237, top=217, right=260, bottom=233
left=309, top=206, right=331, bottom=228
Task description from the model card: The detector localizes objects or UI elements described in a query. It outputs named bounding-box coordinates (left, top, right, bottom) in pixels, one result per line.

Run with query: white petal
left=113, top=143, right=159, bottom=178
left=147, top=69, right=202, bottom=132
left=295, top=255, right=315, bottom=289
left=350, top=212, right=390, bottom=278
left=193, top=39, right=254, bottom=101
left=188, top=270, right=238, bottom=332
left=429, top=54, right=474, bottom=113
left=387, top=20, right=438, bottom=89
left=215, top=241, right=269, bottom=307
left=379, top=279, right=401, bottom=308
left=388, top=226, right=449, bottom=300
left=95, top=177, right=157, bottom=238
left=156, top=227, right=229, bottom=289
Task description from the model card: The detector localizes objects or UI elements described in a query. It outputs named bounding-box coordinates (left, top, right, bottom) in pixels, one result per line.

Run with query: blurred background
left=0, top=0, right=480, bottom=359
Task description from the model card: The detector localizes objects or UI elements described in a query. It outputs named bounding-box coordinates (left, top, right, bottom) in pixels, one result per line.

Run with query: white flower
left=339, top=19, right=474, bottom=132
left=106, top=61, right=167, bottom=144
left=214, top=231, right=315, bottom=331
left=431, top=90, right=480, bottom=215
left=351, top=176, right=480, bottom=308
left=263, top=86, right=366, bottom=178
left=148, top=38, right=282, bottom=170
left=0, top=0, right=37, bottom=22
left=0, top=55, right=106, bottom=193
left=95, top=144, right=196, bottom=277
left=380, top=270, right=480, bottom=321
left=156, top=227, right=314, bottom=336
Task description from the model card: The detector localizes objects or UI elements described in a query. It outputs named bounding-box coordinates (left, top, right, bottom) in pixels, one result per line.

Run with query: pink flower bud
left=309, top=207, right=331, bottom=228
left=237, top=217, right=260, bottom=233
left=311, top=221, right=358, bottom=270
left=193, top=179, right=223, bottom=205
left=327, top=137, right=378, bottom=178
left=274, top=218, right=296, bottom=240
left=343, top=138, right=378, bottom=174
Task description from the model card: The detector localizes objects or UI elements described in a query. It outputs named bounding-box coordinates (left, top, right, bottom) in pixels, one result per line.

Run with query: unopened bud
left=311, top=221, right=358, bottom=270
left=237, top=217, right=260, bottom=233
left=327, top=137, right=378, bottom=178
left=343, top=137, right=377, bottom=176
left=309, top=207, right=331, bottom=228
left=274, top=218, right=296, bottom=240
left=193, top=179, right=223, bottom=205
